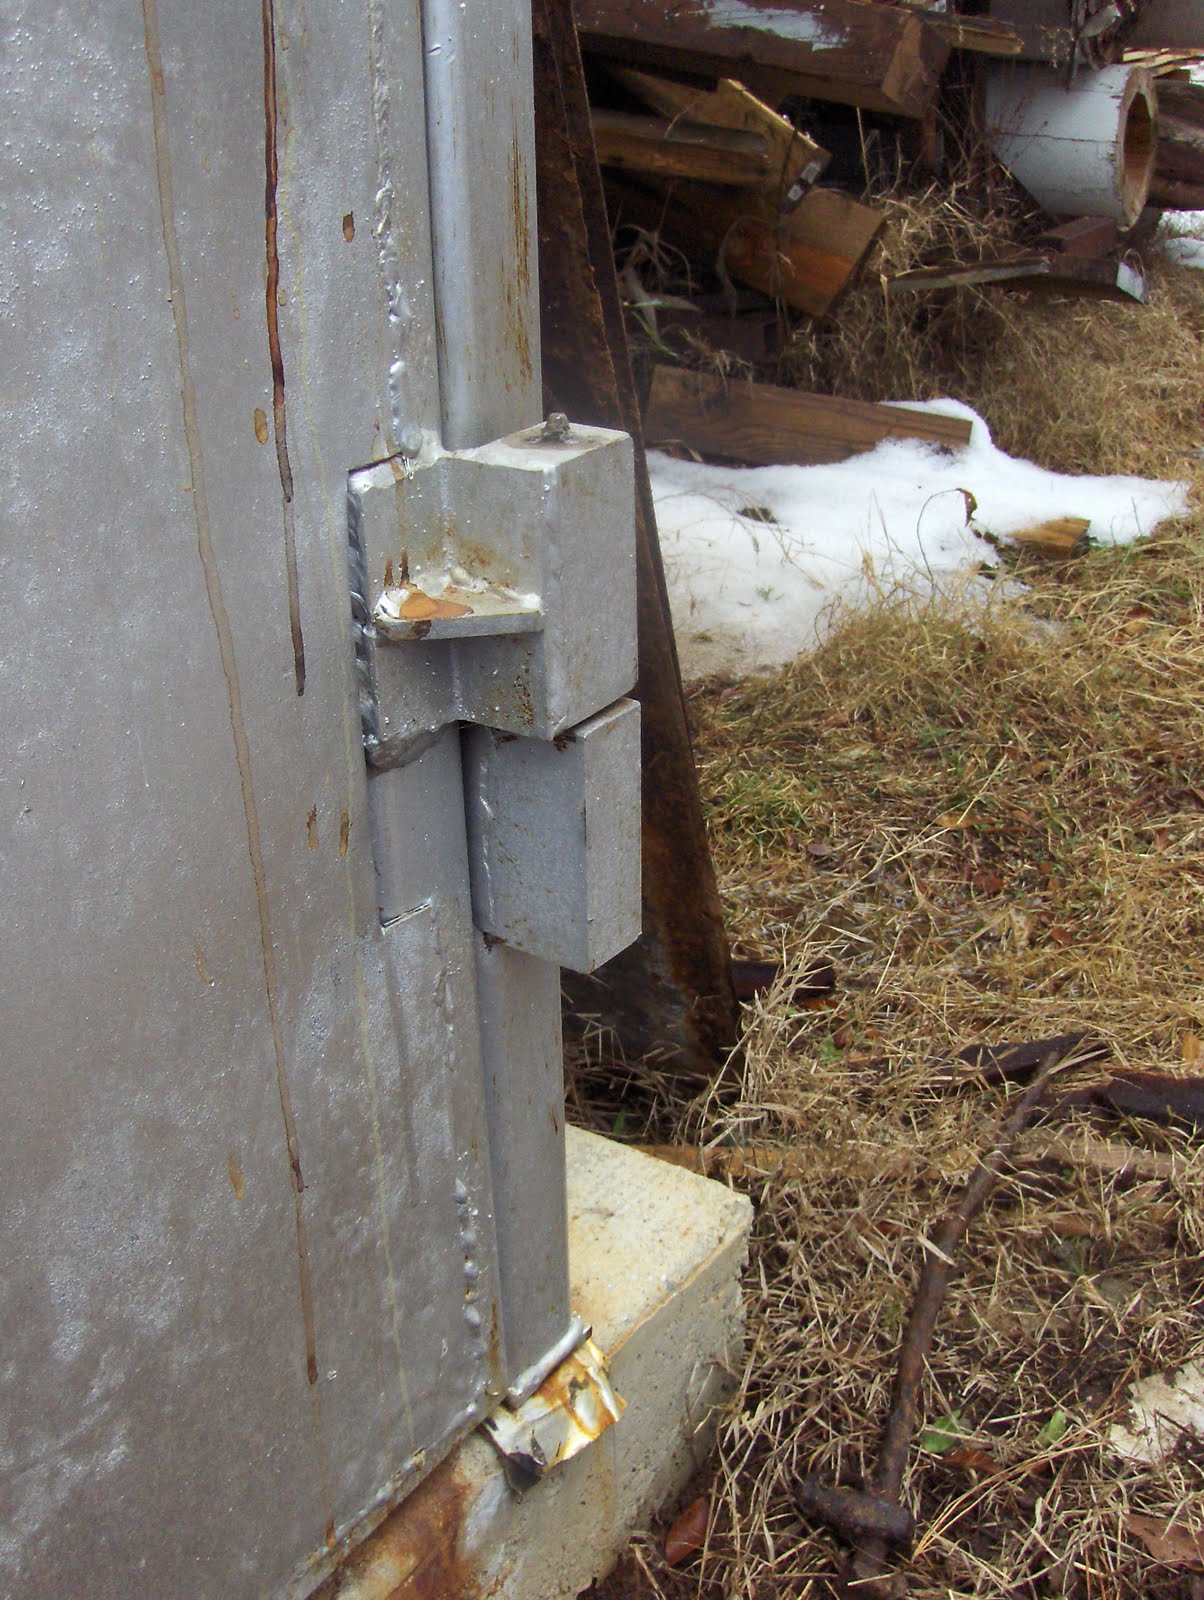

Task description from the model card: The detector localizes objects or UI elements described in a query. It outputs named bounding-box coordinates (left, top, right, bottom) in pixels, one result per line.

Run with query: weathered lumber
left=888, top=253, right=1148, bottom=302
left=611, top=67, right=829, bottom=201
left=591, top=108, right=773, bottom=186
left=1035, top=215, right=1120, bottom=256
left=644, top=365, right=972, bottom=466
left=533, top=0, right=739, bottom=1083
left=576, top=0, right=951, bottom=118
left=1009, top=515, right=1091, bottom=555
left=1153, top=81, right=1204, bottom=194
left=608, top=173, right=884, bottom=317
left=914, top=6, right=1024, bottom=54
left=1148, top=173, right=1204, bottom=208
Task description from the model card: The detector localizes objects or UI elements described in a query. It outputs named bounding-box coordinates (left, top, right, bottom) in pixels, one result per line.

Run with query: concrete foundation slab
left=315, top=1127, right=753, bottom=1600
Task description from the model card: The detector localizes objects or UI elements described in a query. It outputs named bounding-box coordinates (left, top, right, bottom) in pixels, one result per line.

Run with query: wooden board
left=591, top=108, right=772, bottom=185
left=644, top=365, right=973, bottom=465
left=611, top=68, right=829, bottom=201
left=576, top=0, right=950, bottom=118
left=888, top=253, right=1148, bottom=302
left=1035, top=216, right=1120, bottom=256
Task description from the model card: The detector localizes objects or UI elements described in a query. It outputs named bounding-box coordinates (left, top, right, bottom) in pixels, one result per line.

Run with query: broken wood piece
left=845, top=1053, right=1065, bottom=1596
left=1009, top=516, right=1091, bottom=555
left=888, top=253, right=1148, bottom=303
left=1028, top=1131, right=1185, bottom=1182
left=645, top=365, right=972, bottom=466
left=795, top=1481, right=915, bottom=1550
left=953, top=1031, right=1109, bottom=1086
left=732, top=956, right=837, bottom=1004
left=651, top=307, right=783, bottom=365
left=1035, top=215, right=1120, bottom=255
left=1094, top=1069, right=1204, bottom=1130
left=576, top=0, right=951, bottom=118
left=590, top=108, right=773, bottom=187
left=607, top=175, right=885, bottom=317
left=611, top=68, right=829, bottom=202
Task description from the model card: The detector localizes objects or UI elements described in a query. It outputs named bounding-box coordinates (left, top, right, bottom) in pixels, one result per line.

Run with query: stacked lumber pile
left=574, top=0, right=1203, bottom=470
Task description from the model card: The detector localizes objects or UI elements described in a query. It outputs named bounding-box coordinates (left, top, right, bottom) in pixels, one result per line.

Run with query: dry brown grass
left=577, top=210, right=1204, bottom=1599
left=778, top=192, right=1204, bottom=479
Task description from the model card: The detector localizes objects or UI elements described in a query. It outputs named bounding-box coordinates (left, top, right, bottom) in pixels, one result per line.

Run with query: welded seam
left=142, top=0, right=318, bottom=1388
left=263, top=0, right=307, bottom=695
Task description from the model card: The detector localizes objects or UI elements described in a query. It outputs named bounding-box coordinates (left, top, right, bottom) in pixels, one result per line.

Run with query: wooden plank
left=1035, top=216, right=1119, bottom=256
left=576, top=0, right=951, bottom=118
left=611, top=67, right=829, bottom=200
left=888, top=254, right=1051, bottom=290
left=912, top=7, right=1024, bottom=55
left=1006, top=255, right=1148, bottom=303
left=591, top=108, right=772, bottom=185
left=1149, top=173, right=1204, bottom=208
left=888, top=253, right=1148, bottom=302
left=644, top=365, right=973, bottom=465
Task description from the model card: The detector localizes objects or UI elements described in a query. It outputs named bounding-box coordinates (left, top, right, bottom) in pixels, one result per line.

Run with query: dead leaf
left=664, top=1495, right=710, bottom=1566
left=1128, top=1512, right=1204, bottom=1570
left=971, top=869, right=1006, bottom=895
left=1182, top=1032, right=1202, bottom=1066
left=946, top=1446, right=1001, bottom=1475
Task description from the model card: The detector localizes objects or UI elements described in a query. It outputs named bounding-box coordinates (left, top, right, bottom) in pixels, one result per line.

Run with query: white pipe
left=985, top=64, right=1157, bottom=228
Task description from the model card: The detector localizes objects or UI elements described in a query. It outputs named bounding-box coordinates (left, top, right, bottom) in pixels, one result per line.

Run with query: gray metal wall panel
left=1, top=4, right=503, bottom=1596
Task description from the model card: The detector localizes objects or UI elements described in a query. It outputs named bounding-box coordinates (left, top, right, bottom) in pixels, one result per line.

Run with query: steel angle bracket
left=348, top=418, right=635, bottom=765
left=479, top=1333, right=626, bottom=1493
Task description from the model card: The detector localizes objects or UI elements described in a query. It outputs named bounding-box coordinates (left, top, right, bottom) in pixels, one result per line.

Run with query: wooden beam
left=644, top=365, right=973, bottom=466
left=1035, top=216, right=1119, bottom=256
left=915, top=7, right=1023, bottom=55
left=611, top=68, right=829, bottom=201
left=591, top=108, right=772, bottom=185
left=576, top=0, right=950, bottom=118
left=888, top=253, right=1148, bottom=302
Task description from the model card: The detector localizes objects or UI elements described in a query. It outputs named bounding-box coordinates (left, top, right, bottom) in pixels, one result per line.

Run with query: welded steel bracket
left=464, top=698, right=641, bottom=974
left=349, top=419, right=635, bottom=765
left=480, top=1333, right=625, bottom=1493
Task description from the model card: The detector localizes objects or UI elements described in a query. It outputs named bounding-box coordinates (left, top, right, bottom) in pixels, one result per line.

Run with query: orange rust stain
left=392, top=589, right=472, bottom=622
left=322, top=1457, right=481, bottom=1600
left=253, top=407, right=270, bottom=444
left=338, top=809, right=350, bottom=858
left=342, top=211, right=355, bottom=242
left=306, top=804, right=319, bottom=849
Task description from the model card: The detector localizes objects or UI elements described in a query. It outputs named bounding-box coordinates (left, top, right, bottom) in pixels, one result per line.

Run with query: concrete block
left=315, top=1128, right=752, bottom=1600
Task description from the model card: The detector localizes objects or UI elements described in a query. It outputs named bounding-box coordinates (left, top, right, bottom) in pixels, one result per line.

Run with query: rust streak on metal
left=316, top=1457, right=481, bottom=1600
left=142, top=0, right=321, bottom=1402
left=263, top=0, right=306, bottom=695
left=532, top=0, right=737, bottom=1084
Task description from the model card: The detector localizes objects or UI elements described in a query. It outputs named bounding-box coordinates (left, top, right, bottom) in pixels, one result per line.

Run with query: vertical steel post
left=420, top=0, right=579, bottom=1396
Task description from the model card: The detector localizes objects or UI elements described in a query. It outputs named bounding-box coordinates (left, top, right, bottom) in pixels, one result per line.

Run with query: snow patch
left=651, top=399, right=1189, bottom=679
left=1110, top=1362, right=1204, bottom=1465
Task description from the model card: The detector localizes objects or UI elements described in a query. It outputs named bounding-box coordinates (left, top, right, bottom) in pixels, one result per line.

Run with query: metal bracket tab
left=349, top=420, right=635, bottom=765
left=480, top=1333, right=625, bottom=1493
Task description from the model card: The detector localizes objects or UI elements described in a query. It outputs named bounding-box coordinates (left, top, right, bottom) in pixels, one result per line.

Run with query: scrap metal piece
left=480, top=1335, right=626, bottom=1493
